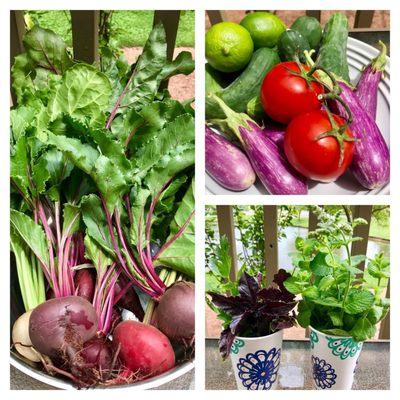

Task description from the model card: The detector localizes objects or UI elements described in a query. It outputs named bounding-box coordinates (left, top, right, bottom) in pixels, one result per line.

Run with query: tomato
left=260, top=61, right=324, bottom=124
left=284, top=110, right=354, bottom=182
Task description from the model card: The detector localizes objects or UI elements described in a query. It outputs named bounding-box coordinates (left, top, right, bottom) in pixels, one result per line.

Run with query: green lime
left=240, top=12, right=286, bottom=49
left=205, top=22, right=254, bottom=73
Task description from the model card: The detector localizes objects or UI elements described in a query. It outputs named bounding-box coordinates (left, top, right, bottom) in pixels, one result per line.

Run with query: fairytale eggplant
left=209, top=95, right=308, bottom=195
left=356, top=41, right=388, bottom=119
left=205, top=125, right=256, bottom=191
left=333, top=83, right=390, bottom=189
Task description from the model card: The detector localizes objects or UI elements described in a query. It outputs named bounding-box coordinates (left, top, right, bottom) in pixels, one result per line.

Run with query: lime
left=205, top=22, right=254, bottom=73
left=240, top=12, right=286, bottom=49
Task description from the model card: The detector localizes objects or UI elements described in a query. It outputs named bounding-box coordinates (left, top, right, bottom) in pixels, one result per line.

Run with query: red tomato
left=284, top=110, right=354, bottom=182
left=260, top=61, right=324, bottom=124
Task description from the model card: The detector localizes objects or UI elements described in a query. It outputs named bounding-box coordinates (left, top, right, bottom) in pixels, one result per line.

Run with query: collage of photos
left=8, top=5, right=391, bottom=394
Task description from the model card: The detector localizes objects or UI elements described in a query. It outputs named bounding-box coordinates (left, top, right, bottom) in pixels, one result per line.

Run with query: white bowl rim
left=10, top=352, right=194, bottom=390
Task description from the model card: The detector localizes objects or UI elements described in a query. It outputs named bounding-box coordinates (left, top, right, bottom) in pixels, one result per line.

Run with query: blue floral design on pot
left=231, top=338, right=245, bottom=354
left=312, top=356, right=337, bottom=389
left=310, top=330, right=319, bottom=349
left=237, top=348, right=281, bottom=390
left=326, top=336, right=362, bottom=360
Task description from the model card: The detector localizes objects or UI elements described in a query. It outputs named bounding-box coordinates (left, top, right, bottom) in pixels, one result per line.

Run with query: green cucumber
left=317, top=13, right=350, bottom=82
left=205, top=64, right=223, bottom=95
left=278, top=29, right=310, bottom=62
left=246, top=96, right=264, bottom=120
left=291, top=16, right=322, bottom=49
left=206, top=47, right=280, bottom=119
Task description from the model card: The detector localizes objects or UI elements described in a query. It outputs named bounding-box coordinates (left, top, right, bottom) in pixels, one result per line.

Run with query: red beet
left=79, top=338, right=113, bottom=371
left=29, top=296, right=98, bottom=357
left=113, top=320, right=175, bottom=377
left=154, top=281, right=195, bottom=342
left=75, top=269, right=95, bottom=302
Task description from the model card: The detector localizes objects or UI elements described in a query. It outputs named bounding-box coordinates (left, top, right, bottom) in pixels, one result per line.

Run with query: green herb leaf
left=328, top=309, right=343, bottom=327
left=344, top=289, right=375, bottom=314
left=310, top=252, right=333, bottom=276
left=318, top=275, right=335, bottom=291
left=350, top=316, right=376, bottom=341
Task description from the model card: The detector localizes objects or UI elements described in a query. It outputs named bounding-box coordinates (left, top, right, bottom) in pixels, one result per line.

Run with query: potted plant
left=284, top=206, right=390, bottom=390
left=206, top=238, right=297, bottom=390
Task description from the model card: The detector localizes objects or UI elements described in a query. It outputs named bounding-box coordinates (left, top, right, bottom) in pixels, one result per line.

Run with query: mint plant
left=284, top=206, right=390, bottom=342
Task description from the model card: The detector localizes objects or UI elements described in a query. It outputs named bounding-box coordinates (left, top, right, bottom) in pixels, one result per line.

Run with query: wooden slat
left=216, top=206, right=238, bottom=281
left=154, top=10, right=180, bottom=62
left=263, top=206, right=278, bottom=286
left=305, top=208, right=319, bottom=338
left=207, top=10, right=228, bottom=25
left=379, top=280, right=390, bottom=339
left=308, top=208, right=318, bottom=232
left=10, top=10, right=26, bottom=104
left=71, top=11, right=99, bottom=63
left=351, top=205, right=373, bottom=269
left=355, top=10, right=374, bottom=28
left=306, top=10, right=321, bottom=21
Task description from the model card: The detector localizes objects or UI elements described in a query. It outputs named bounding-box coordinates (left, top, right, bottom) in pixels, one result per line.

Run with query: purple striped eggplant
left=356, top=41, right=387, bottom=120
left=208, top=95, right=308, bottom=195
left=333, top=82, right=389, bottom=189
left=205, top=125, right=256, bottom=191
left=263, top=122, right=285, bottom=151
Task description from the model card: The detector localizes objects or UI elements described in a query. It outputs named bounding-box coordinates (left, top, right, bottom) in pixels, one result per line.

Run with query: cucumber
left=317, top=13, right=350, bottom=82
left=205, top=64, right=223, bottom=95
left=278, top=29, right=310, bottom=62
left=247, top=96, right=264, bottom=120
left=291, top=16, right=322, bottom=49
left=206, top=47, right=280, bottom=119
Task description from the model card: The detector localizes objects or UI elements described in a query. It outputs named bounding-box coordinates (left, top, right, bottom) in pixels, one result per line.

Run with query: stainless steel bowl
left=10, top=261, right=194, bottom=390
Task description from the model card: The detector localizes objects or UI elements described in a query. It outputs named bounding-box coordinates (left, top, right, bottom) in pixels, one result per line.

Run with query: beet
left=75, top=269, right=95, bottom=302
left=113, top=320, right=175, bottom=377
left=29, top=296, right=98, bottom=357
left=79, top=338, right=113, bottom=371
left=155, top=281, right=195, bottom=341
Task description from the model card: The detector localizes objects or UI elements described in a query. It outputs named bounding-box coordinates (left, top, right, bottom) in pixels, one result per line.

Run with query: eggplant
left=263, top=122, right=285, bottom=151
left=205, top=125, right=256, bottom=191
left=356, top=41, right=387, bottom=120
left=209, top=96, right=308, bottom=195
left=333, top=82, right=389, bottom=189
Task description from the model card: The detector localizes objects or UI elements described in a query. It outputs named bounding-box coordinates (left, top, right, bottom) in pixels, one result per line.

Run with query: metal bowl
left=10, top=261, right=194, bottom=390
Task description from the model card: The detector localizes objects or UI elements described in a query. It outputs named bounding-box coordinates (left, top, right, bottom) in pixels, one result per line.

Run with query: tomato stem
left=317, top=104, right=357, bottom=168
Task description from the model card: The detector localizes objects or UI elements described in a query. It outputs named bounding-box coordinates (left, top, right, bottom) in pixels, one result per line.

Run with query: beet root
left=79, top=338, right=113, bottom=371
left=29, top=296, right=98, bottom=358
left=113, top=320, right=175, bottom=378
left=154, top=281, right=195, bottom=342
left=75, top=269, right=96, bottom=302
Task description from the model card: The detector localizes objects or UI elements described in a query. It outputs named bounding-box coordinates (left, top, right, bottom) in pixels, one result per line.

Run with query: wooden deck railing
left=10, top=10, right=182, bottom=103
left=214, top=206, right=390, bottom=339
left=207, top=10, right=388, bottom=32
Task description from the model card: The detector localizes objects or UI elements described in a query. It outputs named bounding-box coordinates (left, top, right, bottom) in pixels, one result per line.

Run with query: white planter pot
left=309, top=327, right=363, bottom=390
left=230, top=330, right=283, bottom=390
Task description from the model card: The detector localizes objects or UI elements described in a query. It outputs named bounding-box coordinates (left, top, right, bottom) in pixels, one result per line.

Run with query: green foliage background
left=26, top=10, right=195, bottom=48
left=205, top=205, right=390, bottom=272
